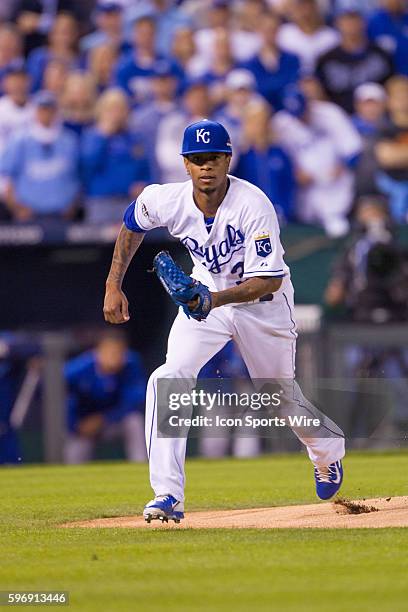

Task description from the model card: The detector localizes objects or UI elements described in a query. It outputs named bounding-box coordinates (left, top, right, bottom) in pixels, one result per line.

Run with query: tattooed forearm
left=106, top=224, right=145, bottom=287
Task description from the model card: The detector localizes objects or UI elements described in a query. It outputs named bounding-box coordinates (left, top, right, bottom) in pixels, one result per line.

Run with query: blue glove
left=153, top=251, right=212, bottom=321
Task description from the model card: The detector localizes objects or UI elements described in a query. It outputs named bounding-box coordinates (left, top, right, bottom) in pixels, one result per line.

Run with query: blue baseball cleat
left=143, top=494, right=184, bottom=524
left=314, top=460, right=343, bottom=500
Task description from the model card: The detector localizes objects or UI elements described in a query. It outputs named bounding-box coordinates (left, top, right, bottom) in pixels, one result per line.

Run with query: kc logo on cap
left=196, top=128, right=210, bottom=143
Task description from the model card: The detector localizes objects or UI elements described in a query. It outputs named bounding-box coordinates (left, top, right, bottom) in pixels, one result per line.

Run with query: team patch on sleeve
left=254, top=232, right=272, bottom=258
left=140, top=201, right=149, bottom=219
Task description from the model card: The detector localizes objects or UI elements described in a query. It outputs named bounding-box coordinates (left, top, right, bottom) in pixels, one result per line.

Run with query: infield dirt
left=62, top=496, right=408, bottom=529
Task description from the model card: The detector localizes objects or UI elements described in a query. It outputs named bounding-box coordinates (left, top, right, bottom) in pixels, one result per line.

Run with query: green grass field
left=1, top=451, right=408, bottom=611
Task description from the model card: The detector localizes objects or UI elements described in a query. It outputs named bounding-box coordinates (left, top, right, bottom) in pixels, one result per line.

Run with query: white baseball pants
left=145, top=290, right=345, bottom=502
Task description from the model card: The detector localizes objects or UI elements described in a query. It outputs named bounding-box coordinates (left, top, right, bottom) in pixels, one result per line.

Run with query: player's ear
left=183, top=156, right=190, bottom=175
left=226, top=154, right=232, bottom=171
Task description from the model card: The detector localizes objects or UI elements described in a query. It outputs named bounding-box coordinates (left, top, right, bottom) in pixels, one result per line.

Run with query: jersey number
left=231, top=261, right=273, bottom=302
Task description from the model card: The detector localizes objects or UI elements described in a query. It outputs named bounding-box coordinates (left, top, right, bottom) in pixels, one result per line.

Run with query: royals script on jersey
left=127, top=175, right=292, bottom=300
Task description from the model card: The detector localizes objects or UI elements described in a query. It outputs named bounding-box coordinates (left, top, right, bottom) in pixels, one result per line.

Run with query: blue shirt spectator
left=81, top=2, right=130, bottom=55
left=125, top=1, right=192, bottom=57
left=242, top=52, right=300, bottom=110
left=63, top=331, right=147, bottom=464
left=114, top=15, right=160, bottom=104
left=65, top=349, right=146, bottom=433
left=241, top=11, right=300, bottom=110
left=26, top=13, right=84, bottom=92
left=131, top=60, right=180, bottom=183
left=368, top=2, right=408, bottom=76
left=81, top=128, right=150, bottom=197
left=1, top=91, right=80, bottom=219
left=81, top=87, right=150, bottom=223
left=233, top=97, right=295, bottom=223
left=235, top=145, right=295, bottom=223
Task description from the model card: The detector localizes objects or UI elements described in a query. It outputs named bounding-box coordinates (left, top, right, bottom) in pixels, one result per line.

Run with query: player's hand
left=98, top=117, right=119, bottom=136
left=17, top=11, right=40, bottom=33
left=296, top=169, right=314, bottom=187
left=78, top=413, right=105, bottom=438
left=12, top=203, right=34, bottom=222
left=103, top=284, right=130, bottom=324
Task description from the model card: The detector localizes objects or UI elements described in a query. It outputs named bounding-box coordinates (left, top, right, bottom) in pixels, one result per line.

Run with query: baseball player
left=104, top=119, right=345, bottom=523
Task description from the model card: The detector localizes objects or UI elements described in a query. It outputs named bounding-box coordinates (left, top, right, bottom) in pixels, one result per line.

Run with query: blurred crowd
left=0, top=0, right=404, bottom=235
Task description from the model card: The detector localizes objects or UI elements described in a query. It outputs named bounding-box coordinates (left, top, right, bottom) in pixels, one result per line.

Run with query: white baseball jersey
left=133, top=175, right=346, bottom=502
left=130, top=174, right=291, bottom=301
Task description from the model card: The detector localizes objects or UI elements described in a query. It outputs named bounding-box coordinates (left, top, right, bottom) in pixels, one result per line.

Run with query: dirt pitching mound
left=62, top=496, right=408, bottom=529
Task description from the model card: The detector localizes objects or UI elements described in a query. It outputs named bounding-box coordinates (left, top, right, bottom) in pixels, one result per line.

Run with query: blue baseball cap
left=181, top=119, right=232, bottom=156
left=282, top=87, right=307, bottom=118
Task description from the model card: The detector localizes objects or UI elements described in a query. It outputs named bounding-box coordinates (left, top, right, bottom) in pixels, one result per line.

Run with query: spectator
left=14, top=0, right=84, bottom=48
left=64, top=330, right=147, bottom=464
left=0, top=25, right=24, bottom=95
left=368, top=0, right=408, bottom=76
left=277, top=0, right=340, bottom=72
left=234, top=99, right=295, bottom=223
left=193, top=0, right=262, bottom=67
left=224, top=0, right=263, bottom=62
left=26, top=12, right=83, bottom=92
left=126, top=0, right=192, bottom=57
left=61, top=71, right=97, bottom=136
left=1, top=90, right=80, bottom=222
left=80, top=2, right=128, bottom=55
left=42, top=58, right=70, bottom=100
left=375, top=76, right=408, bottom=222
left=155, top=79, right=213, bottom=182
left=201, top=28, right=237, bottom=108
left=299, top=72, right=327, bottom=101
left=14, top=0, right=47, bottom=57
left=81, top=88, right=150, bottom=224
left=87, top=43, right=119, bottom=93
left=114, top=15, right=160, bottom=104
left=353, top=83, right=388, bottom=136
left=273, top=87, right=362, bottom=236
left=171, top=27, right=206, bottom=78
left=0, top=65, right=32, bottom=159
left=352, top=82, right=388, bottom=196
left=194, top=0, right=231, bottom=71
left=215, top=68, right=261, bottom=155
left=131, top=59, right=180, bottom=183
left=316, top=9, right=394, bottom=114
left=241, top=10, right=300, bottom=110
left=0, top=64, right=32, bottom=217
left=325, top=194, right=408, bottom=323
